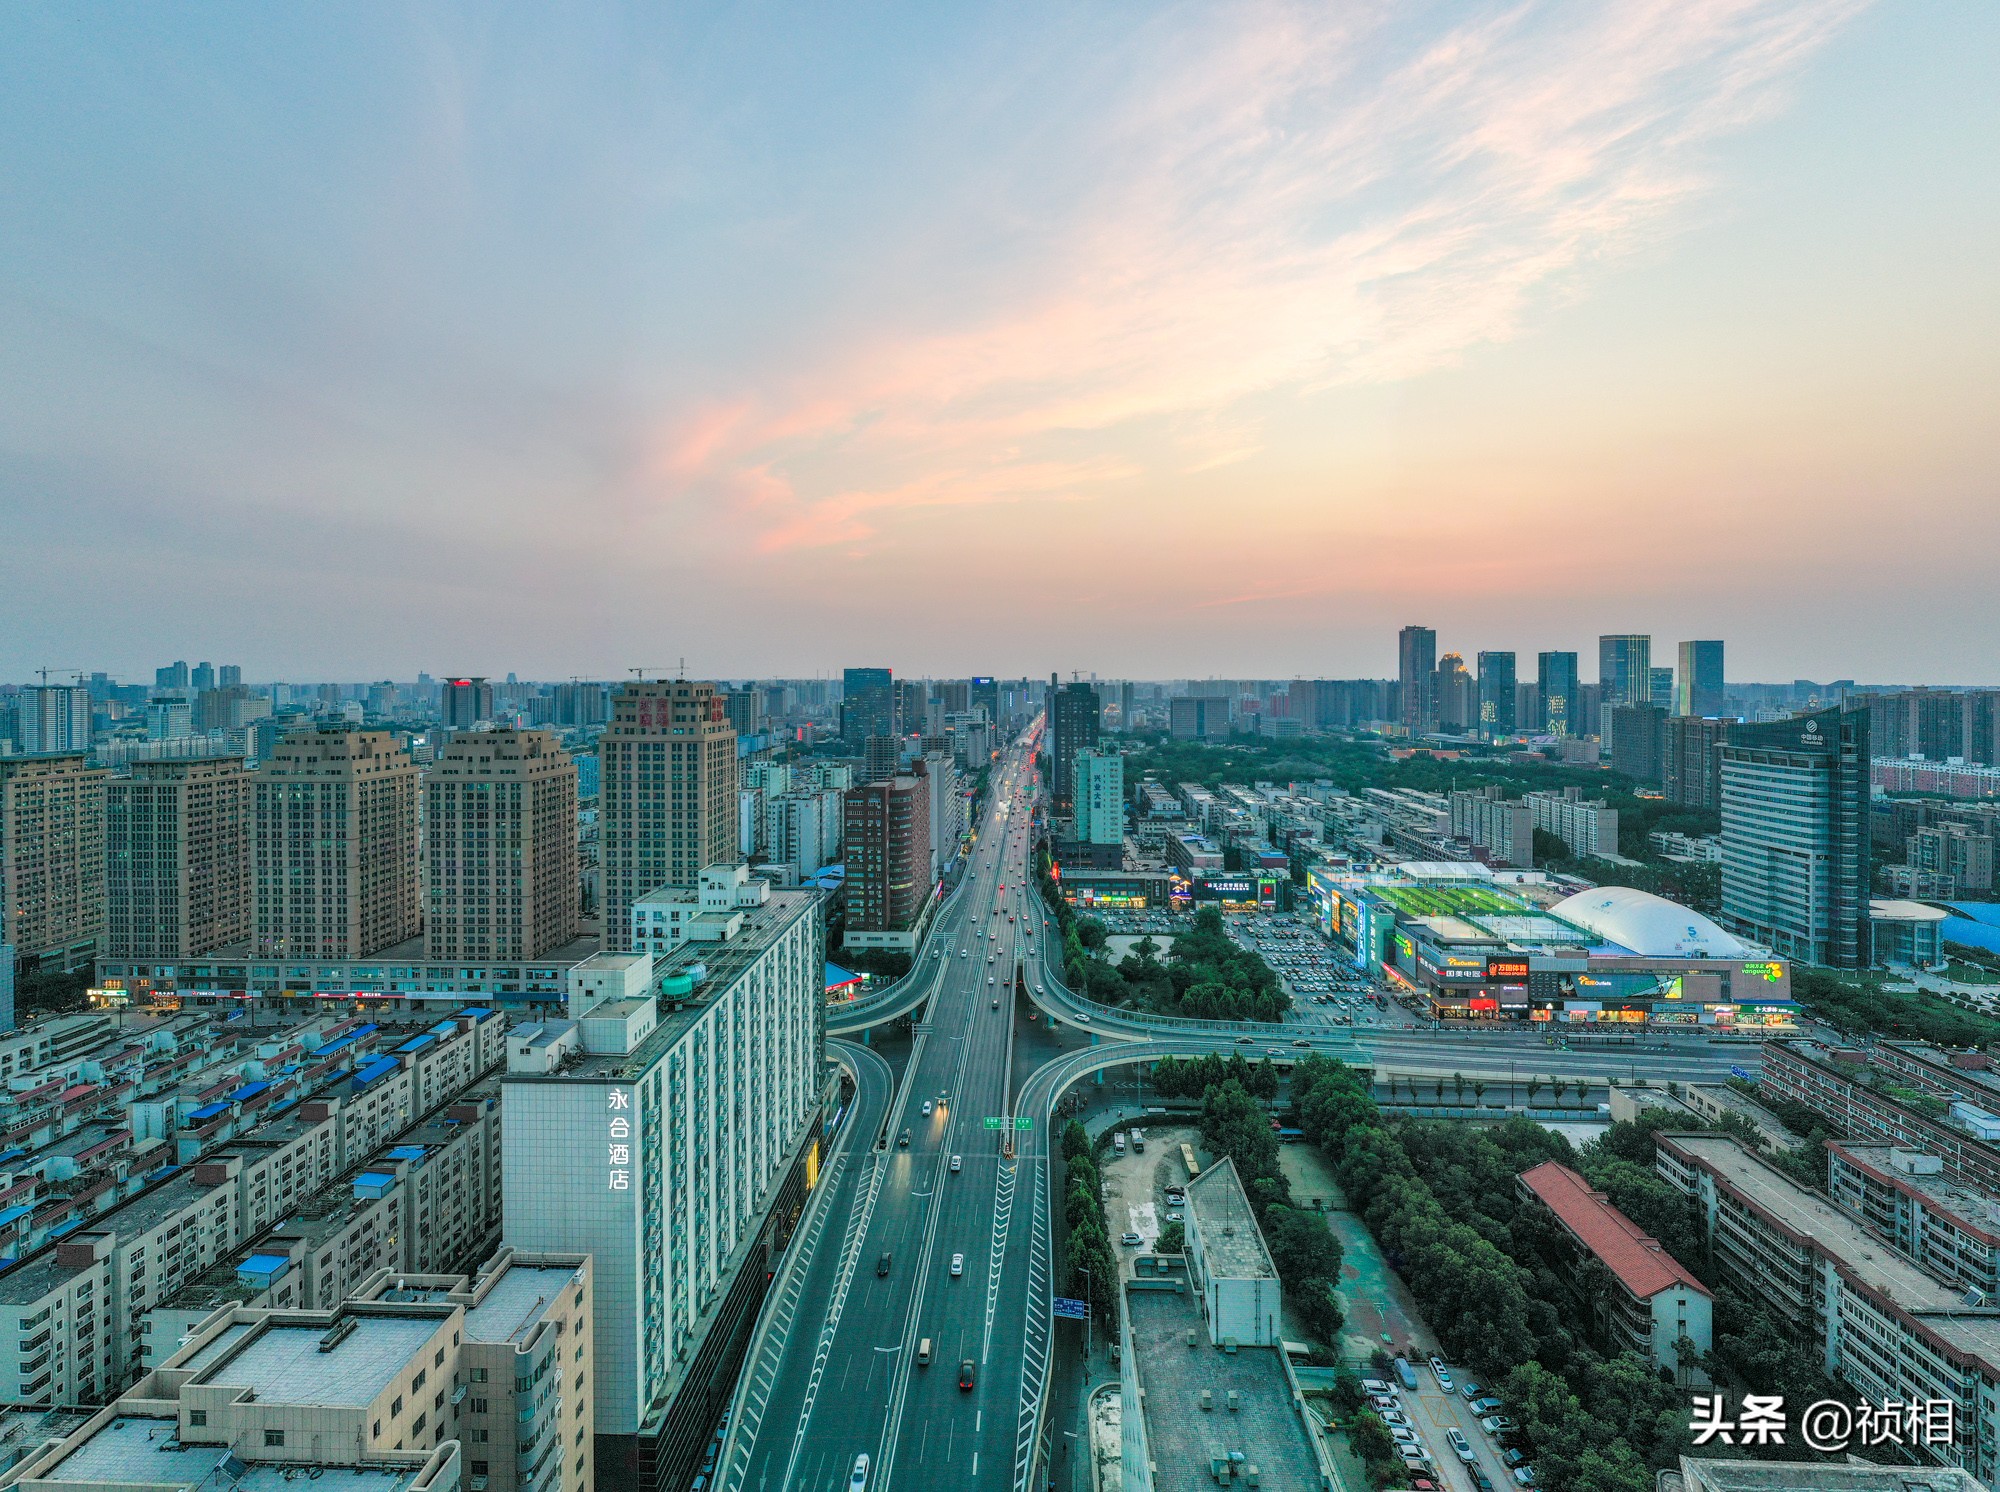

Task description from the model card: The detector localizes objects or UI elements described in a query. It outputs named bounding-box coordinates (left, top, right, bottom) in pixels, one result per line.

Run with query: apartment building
left=1516, top=1160, right=1711, bottom=1381
left=425, top=727, right=580, bottom=960
left=503, top=867, right=825, bottom=1490
left=1762, top=1039, right=2000, bottom=1194
left=1657, top=1131, right=2000, bottom=1484
left=600, top=680, right=738, bottom=954
left=103, top=756, right=252, bottom=960
left=253, top=725, right=421, bottom=959
left=0, top=754, right=108, bottom=975
left=1523, top=786, right=1620, bottom=860
left=1827, top=1142, right=2000, bottom=1299
left=842, top=773, right=934, bottom=952
left=1448, top=787, right=1534, bottom=868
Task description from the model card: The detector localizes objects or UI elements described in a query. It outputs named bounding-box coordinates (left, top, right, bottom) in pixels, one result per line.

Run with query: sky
left=2, top=1, right=1997, bottom=686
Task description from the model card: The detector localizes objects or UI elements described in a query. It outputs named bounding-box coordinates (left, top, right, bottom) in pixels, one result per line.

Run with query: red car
left=958, top=1360, right=976, bottom=1391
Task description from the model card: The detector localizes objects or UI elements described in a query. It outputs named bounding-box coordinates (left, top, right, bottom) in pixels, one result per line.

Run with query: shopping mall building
left=1305, top=863, right=1797, bottom=1032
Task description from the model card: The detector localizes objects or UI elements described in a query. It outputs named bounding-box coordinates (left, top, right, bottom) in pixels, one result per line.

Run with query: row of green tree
left=1787, top=965, right=2000, bottom=1047
left=1058, top=1121, right=1121, bottom=1324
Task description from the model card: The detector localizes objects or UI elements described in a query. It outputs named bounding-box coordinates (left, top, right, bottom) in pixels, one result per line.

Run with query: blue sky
left=2, top=2, right=1996, bottom=684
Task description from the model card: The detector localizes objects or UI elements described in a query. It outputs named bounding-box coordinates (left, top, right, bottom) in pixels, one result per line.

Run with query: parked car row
left=1357, top=1361, right=1537, bottom=1491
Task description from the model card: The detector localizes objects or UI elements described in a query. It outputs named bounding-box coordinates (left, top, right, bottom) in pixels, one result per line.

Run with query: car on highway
left=1292, top=1039, right=1312, bottom=1048
left=1235, top=1035, right=1254, bottom=1045
left=850, top=1452, right=870, bottom=1489
left=950, top=1252, right=964, bottom=1277
left=898, top=1129, right=910, bottom=1147
left=1119, top=1231, right=1143, bottom=1245
left=950, top=1154, right=961, bottom=1173
left=1446, top=1428, right=1475, bottom=1463
left=959, top=1360, right=976, bottom=1391
left=877, top=1252, right=892, bottom=1276
left=922, top=1099, right=933, bottom=1115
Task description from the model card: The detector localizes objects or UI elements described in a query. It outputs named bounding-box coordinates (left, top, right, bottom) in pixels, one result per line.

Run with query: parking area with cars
left=1360, top=1359, right=1536, bottom=1492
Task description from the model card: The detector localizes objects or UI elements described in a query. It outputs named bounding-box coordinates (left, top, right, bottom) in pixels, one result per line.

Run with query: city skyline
left=4, top=4, right=1998, bottom=680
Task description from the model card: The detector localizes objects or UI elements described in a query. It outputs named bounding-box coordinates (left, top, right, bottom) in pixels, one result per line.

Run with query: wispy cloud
left=644, top=0, right=1865, bottom=550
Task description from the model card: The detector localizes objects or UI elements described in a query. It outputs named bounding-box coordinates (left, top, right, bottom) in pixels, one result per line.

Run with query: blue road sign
left=1730, top=1066, right=1748, bottom=1079
left=1052, top=1297, right=1089, bottom=1321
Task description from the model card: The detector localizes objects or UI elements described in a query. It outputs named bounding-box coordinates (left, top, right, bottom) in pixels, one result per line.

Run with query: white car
left=850, top=1453, right=870, bottom=1489
left=1119, top=1231, right=1143, bottom=1246
left=1389, top=1427, right=1420, bottom=1447
left=922, top=1100, right=933, bottom=1115
left=950, top=1253, right=964, bottom=1277
left=1446, top=1428, right=1475, bottom=1464
left=950, top=1155, right=961, bottom=1173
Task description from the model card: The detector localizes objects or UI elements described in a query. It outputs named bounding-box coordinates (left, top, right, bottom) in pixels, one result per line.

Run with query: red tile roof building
left=1517, top=1159, right=1712, bottom=1382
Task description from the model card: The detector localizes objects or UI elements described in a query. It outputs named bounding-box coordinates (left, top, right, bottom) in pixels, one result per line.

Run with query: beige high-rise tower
left=105, top=756, right=253, bottom=959
left=253, top=725, right=420, bottom=958
left=424, top=727, right=580, bottom=960
left=600, top=680, right=737, bottom=952
left=0, top=753, right=108, bottom=974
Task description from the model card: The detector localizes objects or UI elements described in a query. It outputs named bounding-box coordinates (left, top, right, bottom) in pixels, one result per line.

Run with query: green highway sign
left=1016, top=1117, right=1034, bottom=1130
left=984, top=1117, right=1003, bottom=1129
left=985, top=1117, right=1035, bottom=1130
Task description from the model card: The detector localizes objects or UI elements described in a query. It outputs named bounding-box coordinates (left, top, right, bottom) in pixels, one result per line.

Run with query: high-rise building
left=843, top=773, right=933, bottom=950
left=1537, top=652, right=1580, bottom=737
left=969, top=676, right=1000, bottom=733
left=155, top=660, right=190, bottom=691
left=1476, top=652, right=1517, bottom=738
left=599, top=680, right=737, bottom=953
left=218, top=664, right=242, bottom=689
left=553, top=680, right=611, bottom=727
left=0, top=754, right=107, bottom=973
left=1434, top=653, right=1474, bottom=732
left=1649, top=666, right=1675, bottom=710
left=441, top=677, right=495, bottom=730
left=189, top=662, right=215, bottom=692
left=1168, top=696, right=1226, bottom=740
left=252, top=725, right=421, bottom=959
left=145, top=698, right=192, bottom=740
left=104, top=757, right=252, bottom=959
left=1398, top=625, right=1438, bottom=735
left=1050, top=680, right=1101, bottom=814
left=425, top=728, right=579, bottom=960
left=722, top=687, right=763, bottom=740
left=505, top=868, right=824, bottom=1486
left=1598, top=634, right=1652, bottom=708
left=1607, top=702, right=1668, bottom=783
left=765, top=789, right=842, bottom=882
left=1073, top=748, right=1125, bottom=851
left=1719, top=705, right=1871, bottom=968
left=917, top=752, right=966, bottom=876
left=11, top=684, right=91, bottom=755
left=840, top=666, right=895, bottom=744
left=1676, top=641, right=1725, bottom=718
left=862, top=733, right=901, bottom=784
left=1663, top=715, right=1739, bottom=812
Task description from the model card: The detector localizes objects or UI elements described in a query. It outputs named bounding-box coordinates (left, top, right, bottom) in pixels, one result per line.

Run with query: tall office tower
left=190, top=662, right=215, bottom=692
left=505, top=868, right=823, bottom=1485
left=895, top=678, right=927, bottom=736
left=0, top=754, right=107, bottom=974
left=938, top=679, right=971, bottom=714
left=1598, top=635, right=1652, bottom=708
left=104, top=757, right=252, bottom=959
left=858, top=734, right=899, bottom=785
left=1538, top=652, right=1580, bottom=736
left=970, top=676, right=1000, bottom=731
left=840, top=666, right=895, bottom=744
left=218, top=664, right=242, bottom=689
left=1662, top=716, right=1739, bottom=812
left=553, top=680, right=610, bottom=727
left=599, top=679, right=738, bottom=953
left=1050, top=680, right=1101, bottom=814
left=156, top=660, right=190, bottom=690
left=1607, top=702, right=1668, bottom=783
left=1649, top=666, right=1675, bottom=710
left=722, top=687, right=763, bottom=740
left=13, top=683, right=91, bottom=754
left=424, top=728, right=579, bottom=960
left=843, top=773, right=933, bottom=946
left=1431, top=654, right=1473, bottom=732
left=252, top=724, right=420, bottom=959
left=1475, top=652, right=1518, bottom=738
left=1073, top=749, right=1126, bottom=851
left=146, top=699, right=193, bottom=740
left=1719, top=705, right=1871, bottom=968
left=1398, top=625, right=1438, bottom=735
left=1676, top=641, right=1725, bottom=718
left=441, top=677, right=495, bottom=730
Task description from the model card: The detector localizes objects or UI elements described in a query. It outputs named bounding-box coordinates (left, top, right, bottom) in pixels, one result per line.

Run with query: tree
left=1472, top=1080, right=1488, bottom=1107
left=1552, top=1077, right=1569, bottom=1104
left=1526, top=1076, right=1544, bottom=1106
left=1061, top=1120, right=1090, bottom=1163
left=1452, top=1072, right=1467, bottom=1102
left=1155, top=1221, right=1185, bottom=1255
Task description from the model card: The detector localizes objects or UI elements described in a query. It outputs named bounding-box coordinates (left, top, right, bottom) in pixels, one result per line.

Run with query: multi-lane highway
left=720, top=737, right=1049, bottom=1492
left=721, top=723, right=1763, bottom=1491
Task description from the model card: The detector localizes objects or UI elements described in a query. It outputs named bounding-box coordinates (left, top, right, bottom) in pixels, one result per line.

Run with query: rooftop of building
left=1547, top=886, right=1751, bottom=960
left=34, top=1413, right=429, bottom=1490
left=1662, top=1453, right=1988, bottom=1491
left=1871, top=898, right=1951, bottom=924
left=528, top=886, right=818, bottom=1082
left=1830, top=1142, right=2000, bottom=1241
left=1658, top=1133, right=1972, bottom=1315
left=0, top=1405, right=93, bottom=1466
left=204, top=1315, right=443, bottom=1407
left=459, top=1262, right=583, bottom=1345
left=1125, top=1288, right=1323, bottom=1492
left=1185, top=1158, right=1276, bottom=1282
left=1518, top=1160, right=1710, bottom=1301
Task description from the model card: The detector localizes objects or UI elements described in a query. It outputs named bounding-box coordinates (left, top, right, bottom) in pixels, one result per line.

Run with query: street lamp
left=1079, top=1267, right=1093, bottom=1360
